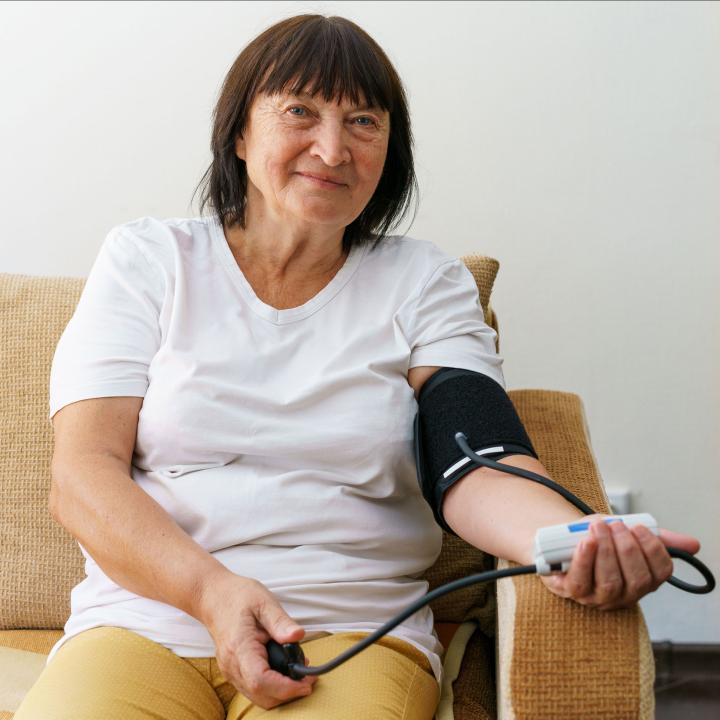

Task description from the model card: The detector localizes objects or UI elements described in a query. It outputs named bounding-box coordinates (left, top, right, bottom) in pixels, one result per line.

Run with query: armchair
left=0, top=256, right=654, bottom=719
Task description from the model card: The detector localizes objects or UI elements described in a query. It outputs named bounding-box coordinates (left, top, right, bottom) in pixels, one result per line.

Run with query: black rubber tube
left=288, top=564, right=537, bottom=677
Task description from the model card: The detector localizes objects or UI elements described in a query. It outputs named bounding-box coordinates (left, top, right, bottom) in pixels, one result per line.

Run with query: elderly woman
left=17, top=13, right=699, bottom=720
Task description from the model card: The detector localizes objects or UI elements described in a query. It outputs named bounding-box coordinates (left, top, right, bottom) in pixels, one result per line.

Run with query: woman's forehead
left=257, top=69, right=388, bottom=111
left=261, top=87, right=385, bottom=113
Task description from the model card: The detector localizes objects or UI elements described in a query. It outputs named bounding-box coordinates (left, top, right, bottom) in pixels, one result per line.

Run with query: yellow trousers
left=14, top=626, right=439, bottom=719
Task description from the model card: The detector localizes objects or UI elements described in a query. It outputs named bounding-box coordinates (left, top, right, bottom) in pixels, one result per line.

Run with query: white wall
left=2, top=0, right=718, bottom=642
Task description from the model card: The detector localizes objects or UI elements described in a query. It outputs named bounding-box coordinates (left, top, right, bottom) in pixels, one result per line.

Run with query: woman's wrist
left=192, top=562, right=239, bottom=626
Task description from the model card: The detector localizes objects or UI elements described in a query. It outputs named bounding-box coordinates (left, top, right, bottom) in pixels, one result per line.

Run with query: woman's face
left=235, top=87, right=391, bottom=232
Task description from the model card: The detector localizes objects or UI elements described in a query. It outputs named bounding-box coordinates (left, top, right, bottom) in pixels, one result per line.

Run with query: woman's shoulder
left=103, top=215, right=215, bottom=269
left=365, top=234, right=463, bottom=280
left=109, top=215, right=212, bottom=247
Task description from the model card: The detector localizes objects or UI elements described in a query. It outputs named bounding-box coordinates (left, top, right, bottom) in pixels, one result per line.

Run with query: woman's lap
left=13, top=627, right=439, bottom=720
left=224, top=632, right=439, bottom=719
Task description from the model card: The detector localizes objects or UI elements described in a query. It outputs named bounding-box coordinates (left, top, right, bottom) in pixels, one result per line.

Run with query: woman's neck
left=223, top=203, right=346, bottom=283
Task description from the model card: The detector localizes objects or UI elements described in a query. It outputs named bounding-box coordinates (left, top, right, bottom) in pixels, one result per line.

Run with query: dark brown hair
left=192, top=14, right=417, bottom=251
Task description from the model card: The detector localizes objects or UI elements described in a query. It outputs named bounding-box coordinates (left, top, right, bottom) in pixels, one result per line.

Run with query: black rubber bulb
left=266, top=639, right=306, bottom=680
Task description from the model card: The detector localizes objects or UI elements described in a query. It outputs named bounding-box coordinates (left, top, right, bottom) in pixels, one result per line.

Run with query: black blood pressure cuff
left=414, top=367, right=538, bottom=534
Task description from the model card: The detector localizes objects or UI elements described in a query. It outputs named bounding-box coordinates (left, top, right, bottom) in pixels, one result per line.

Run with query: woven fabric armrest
left=495, top=390, right=655, bottom=720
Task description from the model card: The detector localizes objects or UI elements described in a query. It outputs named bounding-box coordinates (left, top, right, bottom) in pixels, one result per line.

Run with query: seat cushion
left=0, top=630, right=63, bottom=717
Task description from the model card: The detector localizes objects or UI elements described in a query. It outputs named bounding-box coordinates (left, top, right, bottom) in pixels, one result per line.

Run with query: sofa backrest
left=0, top=255, right=500, bottom=630
left=1, top=274, right=86, bottom=628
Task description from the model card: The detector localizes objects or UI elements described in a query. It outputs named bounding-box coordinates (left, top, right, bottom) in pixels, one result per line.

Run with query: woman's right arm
left=50, top=396, right=230, bottom=619
left=50, top=396, right=316, bottom=708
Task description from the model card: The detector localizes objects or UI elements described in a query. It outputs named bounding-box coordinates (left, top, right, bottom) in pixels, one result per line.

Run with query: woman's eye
left=354, top=116, right=376, bottom=127
left=288, top=106, right=307, bottom=117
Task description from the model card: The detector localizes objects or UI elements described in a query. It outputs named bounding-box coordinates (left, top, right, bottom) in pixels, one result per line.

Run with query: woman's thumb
left=659, top=528, right=701, bottom=555
left=259, top=601, right=304, bottom=643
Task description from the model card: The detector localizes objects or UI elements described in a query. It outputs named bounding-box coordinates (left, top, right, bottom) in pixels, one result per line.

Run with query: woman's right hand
left=196, top=570, right=317, bottom=709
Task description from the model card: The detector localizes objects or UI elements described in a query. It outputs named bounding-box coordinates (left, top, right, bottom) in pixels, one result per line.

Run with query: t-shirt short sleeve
left=399, top=257, right=505, bottom=388
left=48, top=228, right=164, bottom=420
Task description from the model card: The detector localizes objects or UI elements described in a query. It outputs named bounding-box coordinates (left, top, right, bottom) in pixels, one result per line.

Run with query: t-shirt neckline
left=209, top=216, right=368, bottom=325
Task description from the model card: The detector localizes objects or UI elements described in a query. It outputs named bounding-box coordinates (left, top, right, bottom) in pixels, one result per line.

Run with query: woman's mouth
left=297, top=172, right=346, bottom=189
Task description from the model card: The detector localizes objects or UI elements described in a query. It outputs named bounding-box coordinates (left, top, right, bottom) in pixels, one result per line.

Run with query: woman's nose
left=309, top=121, right=351, bottom=167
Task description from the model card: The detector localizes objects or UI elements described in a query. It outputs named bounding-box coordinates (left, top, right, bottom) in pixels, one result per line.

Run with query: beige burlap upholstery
left=0, top=256, right=654, bottom=719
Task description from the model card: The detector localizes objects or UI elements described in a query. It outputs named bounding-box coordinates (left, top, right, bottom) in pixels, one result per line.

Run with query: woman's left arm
left=408, top=366, right=701, bottom=610
left=442, top=454, right=701, bottom=610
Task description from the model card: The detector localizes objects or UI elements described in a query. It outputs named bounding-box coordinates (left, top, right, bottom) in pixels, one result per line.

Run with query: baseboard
left=653, top=642, right=720, bottom=683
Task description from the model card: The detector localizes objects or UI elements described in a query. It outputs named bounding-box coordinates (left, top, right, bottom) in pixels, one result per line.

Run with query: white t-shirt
left=47, top=215, right=505, bottom=682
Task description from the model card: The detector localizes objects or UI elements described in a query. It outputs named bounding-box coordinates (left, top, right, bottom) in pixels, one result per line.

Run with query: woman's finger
left=607, top=521, right=654, bottom=604
left=548, top=536, right=597, bottom=603
left=591, top=521, right=624, bottom=606
left=632, top=525, right=675, bottom=588
left=657, top=527, right=701, bottom=555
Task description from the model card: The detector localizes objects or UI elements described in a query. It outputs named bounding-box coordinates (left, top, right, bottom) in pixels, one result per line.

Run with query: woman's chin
left=289, top=203, right=354, bottom=230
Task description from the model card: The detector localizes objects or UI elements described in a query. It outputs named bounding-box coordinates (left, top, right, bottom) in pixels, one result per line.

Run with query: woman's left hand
left=539, top=514, right=701, bottom=610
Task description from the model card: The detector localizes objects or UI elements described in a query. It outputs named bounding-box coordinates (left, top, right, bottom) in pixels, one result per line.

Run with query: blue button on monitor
left=568, top=518, right=624, bottom=532
left=568, top=521, right=590, bottom=532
